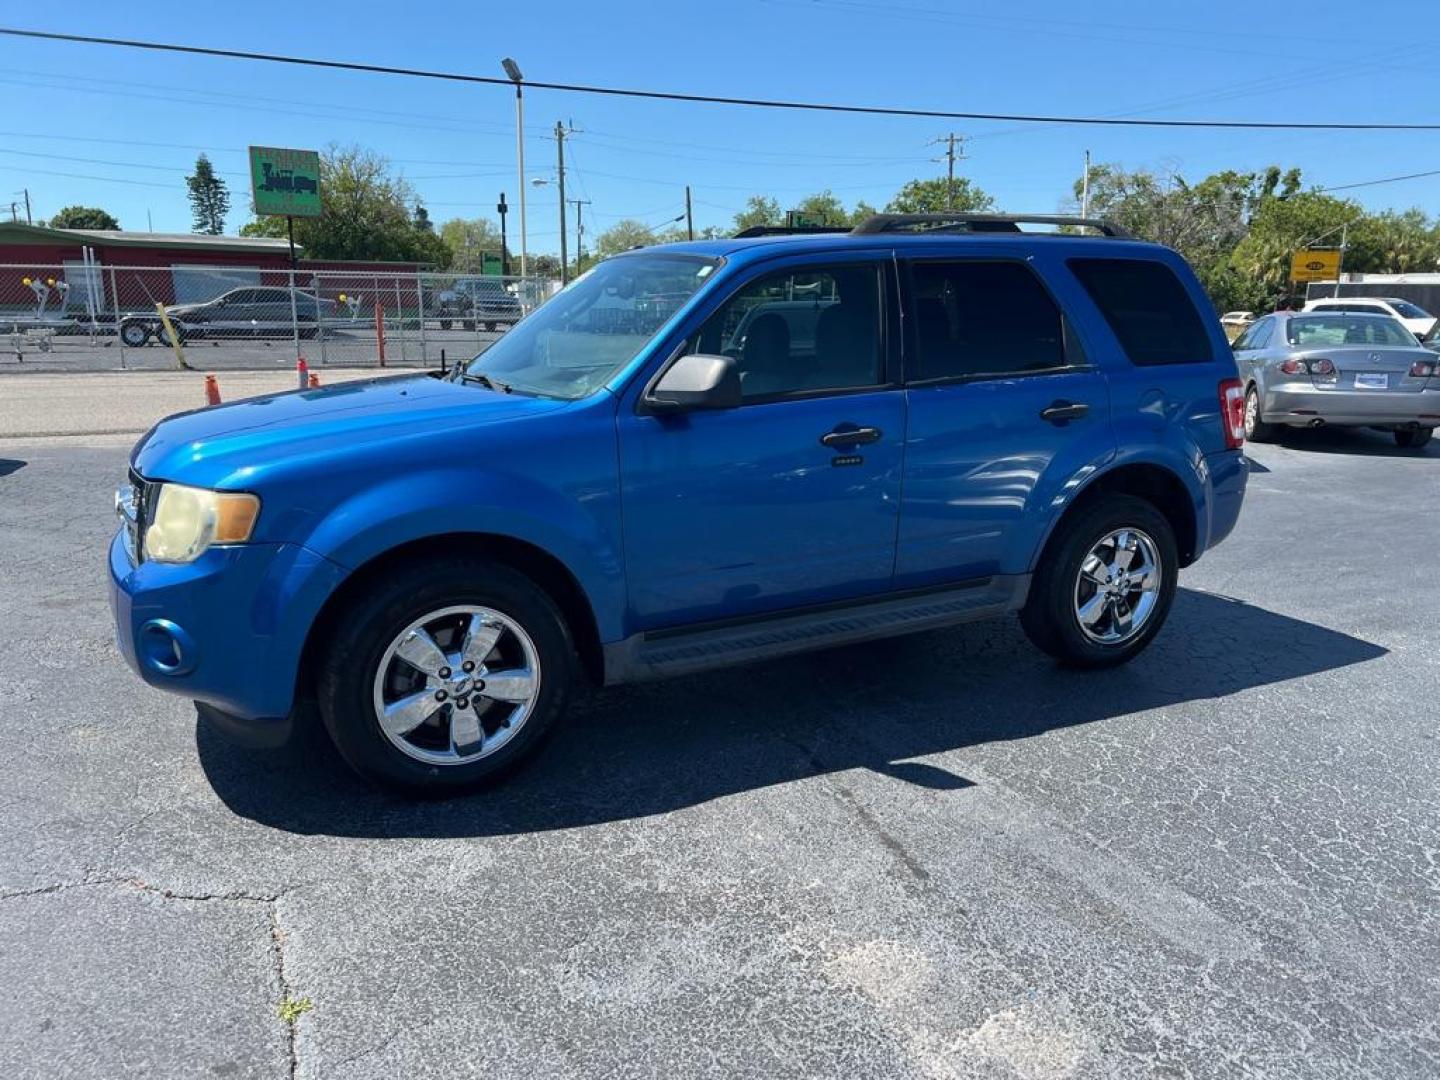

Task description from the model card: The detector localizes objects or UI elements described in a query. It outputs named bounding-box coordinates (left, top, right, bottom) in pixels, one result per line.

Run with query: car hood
left=131, top=373, right=572, bottom=488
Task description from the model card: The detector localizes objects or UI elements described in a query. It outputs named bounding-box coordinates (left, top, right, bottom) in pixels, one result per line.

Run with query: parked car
left=1233, top=310, right=1440, bottom=447
left=118, top=287, right=336, bottom=347
left=1302, top=296, right=1437, bottom=338
left=1219, top=311, right=1253, bottom=327
left=433, top=276, right=523, bottom=332
left=110, top=213, right=1249, bottom=795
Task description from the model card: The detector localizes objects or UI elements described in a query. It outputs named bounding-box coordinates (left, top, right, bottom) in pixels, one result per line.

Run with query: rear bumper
left=1201, top=448, right=1247, bottom=555
left=1264, top=385, right=1440, bottom=427
left=109, top=531, right=345, bottom=725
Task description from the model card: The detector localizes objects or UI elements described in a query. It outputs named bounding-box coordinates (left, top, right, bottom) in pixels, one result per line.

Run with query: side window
left=1237, top=317, right=1273, bottom=350
left=909, top=260, right=1066, bottom=380
left=223, top=289, right=256, bottom=305
left=691, top=264, right=883, bottom=400
left=1068, top=258, right=1215, bottom=366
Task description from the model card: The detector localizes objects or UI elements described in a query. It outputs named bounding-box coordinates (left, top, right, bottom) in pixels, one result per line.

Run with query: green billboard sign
left=248, top=146, right=322, bottom=218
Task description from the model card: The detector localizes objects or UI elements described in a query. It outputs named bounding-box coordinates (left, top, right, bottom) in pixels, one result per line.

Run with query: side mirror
left=646, top=353, right=741, bottom=412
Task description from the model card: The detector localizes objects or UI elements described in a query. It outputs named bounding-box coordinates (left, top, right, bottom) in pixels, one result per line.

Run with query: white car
left=1219, top=310, right=1254, bottom=327
left=1302, top=296, right=1436, bottom=338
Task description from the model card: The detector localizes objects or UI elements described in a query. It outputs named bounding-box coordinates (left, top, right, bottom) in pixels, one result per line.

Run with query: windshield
left=1287, top=315, right=1416, bottom=347
left=459, top=253, right=719, bottom=398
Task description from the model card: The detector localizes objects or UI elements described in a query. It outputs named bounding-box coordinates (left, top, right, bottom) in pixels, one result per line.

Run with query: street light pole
left=502, top=58, right=528, bottom=279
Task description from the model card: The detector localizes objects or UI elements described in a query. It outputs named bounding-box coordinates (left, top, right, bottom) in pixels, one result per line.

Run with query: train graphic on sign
left=258, top=162, right=318, bottom=194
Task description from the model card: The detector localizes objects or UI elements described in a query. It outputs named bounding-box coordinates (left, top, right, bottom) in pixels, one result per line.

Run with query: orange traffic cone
left=308, top=372, right=320, bottom=388
left=204, top=374, right=222, bottom=406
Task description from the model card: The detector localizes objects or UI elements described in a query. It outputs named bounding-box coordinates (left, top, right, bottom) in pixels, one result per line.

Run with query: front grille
left=118, top=468, right=155, bottom=564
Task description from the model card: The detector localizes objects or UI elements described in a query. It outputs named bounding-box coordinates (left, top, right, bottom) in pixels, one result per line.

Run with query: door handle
left=820, top=426, right=883, bottom=448
left=1039, top=401, right=1090, bottom=425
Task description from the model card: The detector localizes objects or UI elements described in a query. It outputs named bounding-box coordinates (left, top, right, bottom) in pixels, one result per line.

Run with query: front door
left=896, top=256, right=1116, bottom=587
left=618, top=257, right=906, bottom=630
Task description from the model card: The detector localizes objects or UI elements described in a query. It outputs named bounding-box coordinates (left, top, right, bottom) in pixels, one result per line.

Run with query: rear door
left=895, top=256, right=1115, bottom=587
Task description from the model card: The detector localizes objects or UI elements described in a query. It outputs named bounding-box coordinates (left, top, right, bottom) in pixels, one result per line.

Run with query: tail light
left=1220, top=379, right=1245, bottom=449
left=1281, top=357, right=1336, bottom=377
left=1411, top=359, right=1436, bottom=377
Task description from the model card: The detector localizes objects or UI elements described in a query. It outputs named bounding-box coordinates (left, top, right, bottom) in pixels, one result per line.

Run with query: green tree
left=733, top=195, right=782, bottom=233
left=885, top=176, right=995, bottom=214
left=185, top=154, right=230, bottom=235
left=1074, top=163, right=1304, bottom=311
left=239, top=145, right=450, bottom=266
left=439, top=217, right=507, bottom=271
left=46, top=205, right=120, bottom=230
left=595, top=219, right=659, bottom=256
left=412, top=204, right=434, bottom=233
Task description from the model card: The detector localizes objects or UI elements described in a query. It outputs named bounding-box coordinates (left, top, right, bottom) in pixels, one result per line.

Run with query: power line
left=7, top=27, right=1440, bottom=131
left=1317, top=169, right=1440, bottom=193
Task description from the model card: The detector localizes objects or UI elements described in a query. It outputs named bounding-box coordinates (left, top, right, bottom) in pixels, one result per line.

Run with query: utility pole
left=1334, top=220, right=1349, bottom=299
left=568, top=198, right=591, bottom=268
left=685, top=185, right=694, bottom=241
left=22, top=187, right=32, bottom=225
left=1081, top=149, right=1092, bottom=218
left=554, top=121, right=570, bottom=284
left=930, top=135, right=964, bottom=209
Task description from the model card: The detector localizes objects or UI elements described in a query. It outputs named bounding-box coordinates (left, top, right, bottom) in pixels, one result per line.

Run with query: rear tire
left=1243, top=385, right=1276, bottom=443
left=1021, top=494, right=1179, bottom=669
left=317, top=558, right=576, bottom=795
left=120, top=321, right=150, bottom=348
left=1395, top=428, right=1433, bottom=449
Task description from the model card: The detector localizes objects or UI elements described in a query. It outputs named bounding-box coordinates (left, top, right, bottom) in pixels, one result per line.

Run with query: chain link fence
left=0, top=263, right=557, bottom=372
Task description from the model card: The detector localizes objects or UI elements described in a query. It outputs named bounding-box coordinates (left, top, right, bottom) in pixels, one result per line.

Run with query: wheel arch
left=295, top=531, right=606, bottom=707
left=1035, top=461, right=1199, bottom=571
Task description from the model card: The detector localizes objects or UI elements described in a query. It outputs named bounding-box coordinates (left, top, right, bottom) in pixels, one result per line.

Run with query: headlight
left=143, top=483, right=260, bottom=563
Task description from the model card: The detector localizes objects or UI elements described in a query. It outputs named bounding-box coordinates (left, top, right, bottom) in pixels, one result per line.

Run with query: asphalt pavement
left=0, top=427, right=1436, bottom=1079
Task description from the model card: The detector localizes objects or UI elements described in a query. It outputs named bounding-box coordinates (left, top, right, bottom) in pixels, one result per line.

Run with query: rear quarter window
left=1068, top=257, right=1215, bottom=367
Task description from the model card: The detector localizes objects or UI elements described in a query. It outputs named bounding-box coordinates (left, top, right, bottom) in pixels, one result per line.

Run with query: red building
left=0, top=222, right=430, bottom=312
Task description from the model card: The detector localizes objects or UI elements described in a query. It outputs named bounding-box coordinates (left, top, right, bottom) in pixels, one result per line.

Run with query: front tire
left=1395, top=427, right=1433, bottom=449
left=317, top=558, right=576, bottom=795
left=1021, top=495, right=1179, bottom=668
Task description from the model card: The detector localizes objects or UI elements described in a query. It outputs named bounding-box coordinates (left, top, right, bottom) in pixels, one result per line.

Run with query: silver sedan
left=1232, top=311, right=1440, bottom=449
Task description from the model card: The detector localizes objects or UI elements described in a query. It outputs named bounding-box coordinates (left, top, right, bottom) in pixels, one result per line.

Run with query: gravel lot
left=0, top=427, right=1436, bottom=1079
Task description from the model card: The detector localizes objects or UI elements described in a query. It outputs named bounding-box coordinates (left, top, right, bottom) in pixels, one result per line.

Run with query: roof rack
left=732, top=224, right=854, bottom=238
left=850, top=213, right=1132, bottom=238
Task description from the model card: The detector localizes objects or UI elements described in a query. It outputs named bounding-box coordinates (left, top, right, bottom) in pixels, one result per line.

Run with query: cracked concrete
left=1, top=428, right=1438, bottom=1077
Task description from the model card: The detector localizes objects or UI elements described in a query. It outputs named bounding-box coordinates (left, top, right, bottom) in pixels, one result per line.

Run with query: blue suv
left=110, top=214, right=1249, bottom=794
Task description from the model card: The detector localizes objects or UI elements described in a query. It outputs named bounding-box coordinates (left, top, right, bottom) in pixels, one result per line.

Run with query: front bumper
left=109, top=531, right=345, bottom=727
left=1264, top=385, right=1440, bottom=427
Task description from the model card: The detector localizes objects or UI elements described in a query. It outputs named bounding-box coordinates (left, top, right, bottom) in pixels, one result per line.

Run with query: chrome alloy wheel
left=1243, top=388, right=1260, bottom=436
left=1072, top=528, right=1163, bottom=645
left=371, top=605, right=540, bottom=766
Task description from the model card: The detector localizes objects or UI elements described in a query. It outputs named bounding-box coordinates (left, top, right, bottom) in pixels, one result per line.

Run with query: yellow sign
left=1290, top=249, right=1341, bottom=283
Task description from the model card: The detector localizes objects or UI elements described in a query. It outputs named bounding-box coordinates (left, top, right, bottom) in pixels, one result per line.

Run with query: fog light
left=138, top=619, right=198, bottom=676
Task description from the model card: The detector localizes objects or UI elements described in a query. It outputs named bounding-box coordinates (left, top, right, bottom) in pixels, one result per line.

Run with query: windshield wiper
left=457, top=371, right=513, bottom=393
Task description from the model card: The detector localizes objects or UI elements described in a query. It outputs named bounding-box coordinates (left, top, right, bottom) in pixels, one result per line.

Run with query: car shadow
left=1263, top=426, right=1438, bottom=457
left=0, top=459, right=27, bottom=478
left=199, top=588, right=1386, bottom=838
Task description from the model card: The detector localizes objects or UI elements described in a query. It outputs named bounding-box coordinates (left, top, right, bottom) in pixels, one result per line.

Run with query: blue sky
left=4, top=1, right=1438, bottom=252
